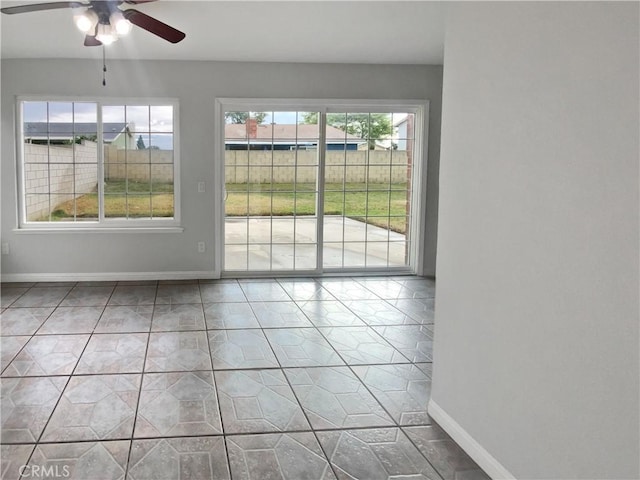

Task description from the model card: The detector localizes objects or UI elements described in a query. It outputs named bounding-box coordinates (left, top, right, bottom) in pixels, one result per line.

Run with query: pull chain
left=102, top=45, right=107, bottom=87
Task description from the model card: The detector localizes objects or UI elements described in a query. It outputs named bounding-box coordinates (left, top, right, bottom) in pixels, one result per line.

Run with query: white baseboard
left=427, top=400, right=516, bottom=480
left=1, top=271, right=218, bottom=282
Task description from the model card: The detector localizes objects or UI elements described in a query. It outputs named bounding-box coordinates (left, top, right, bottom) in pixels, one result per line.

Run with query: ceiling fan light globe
left=74, top=9, right=98, bottom=33
left=114, top=18, right=132, bottom=36
left=96, top=23, right=117, bottom=45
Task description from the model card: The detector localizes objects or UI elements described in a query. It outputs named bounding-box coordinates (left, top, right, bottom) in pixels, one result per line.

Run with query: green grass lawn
left=44, top=180, right=174, bottom=220
left=44, top=181, right=409, bottom=233
left=225, top=183, right=410, bottom=233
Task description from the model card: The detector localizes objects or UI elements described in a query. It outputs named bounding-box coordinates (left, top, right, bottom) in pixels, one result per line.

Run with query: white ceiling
left=0, top=0, right=446, bottom=64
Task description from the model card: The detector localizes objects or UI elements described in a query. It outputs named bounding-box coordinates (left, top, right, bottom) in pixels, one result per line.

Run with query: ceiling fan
left=0, top=1, right=186, bottom=46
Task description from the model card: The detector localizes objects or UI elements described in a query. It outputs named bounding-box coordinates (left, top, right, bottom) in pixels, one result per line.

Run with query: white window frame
left=214, top=98, right=429, bottom=277
left=15, top=96, right=181, bottom=231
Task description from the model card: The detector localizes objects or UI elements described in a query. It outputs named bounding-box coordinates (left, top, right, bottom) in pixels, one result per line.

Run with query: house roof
left=225, top=123, right=365, bottom=145
left=23, top=123, right=128, bottom=143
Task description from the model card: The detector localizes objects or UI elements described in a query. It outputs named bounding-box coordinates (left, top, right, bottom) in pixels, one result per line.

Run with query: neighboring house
left=394, top=115, right=409, bottom=151
left=23, top=122, right=132, bottom=145
left=26, top=120, right=363, bottom=151
left=225, top=119, right=367, bottom=151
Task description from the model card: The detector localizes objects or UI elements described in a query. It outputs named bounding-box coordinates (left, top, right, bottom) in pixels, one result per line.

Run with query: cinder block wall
left=24, top=142, right=98, bottom=220
left=224, top=151, right=409, bottom=184
left=24, top=147, right=408, bottom=220
left=104, top=146, right=174, bottom=183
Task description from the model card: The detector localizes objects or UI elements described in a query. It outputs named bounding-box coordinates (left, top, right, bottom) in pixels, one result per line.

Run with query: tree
left=225, top=112, right=267, bottom=124
left=302, top=112, right=392, bottom=149
left=136, top=135, right=146, bottom=150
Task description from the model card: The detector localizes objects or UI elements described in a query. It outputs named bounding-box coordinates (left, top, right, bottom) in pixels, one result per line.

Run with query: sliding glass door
left=321, top=111, right=414, bottom=269
left=218, top=101, right=424, bottom=276
left=223, top=111, right=320, bottom=272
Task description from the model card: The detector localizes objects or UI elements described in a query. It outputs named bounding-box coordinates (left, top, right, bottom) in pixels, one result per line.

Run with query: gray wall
left=0, top=60, right=442, bottom=279
left=432, top=2, right=639, bottom=478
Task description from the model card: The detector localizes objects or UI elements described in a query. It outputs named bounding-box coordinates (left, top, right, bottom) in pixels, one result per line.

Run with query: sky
left=23, top=102, right=173, bottom=132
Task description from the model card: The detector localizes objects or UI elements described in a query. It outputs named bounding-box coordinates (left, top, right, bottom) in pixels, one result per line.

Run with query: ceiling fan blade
left=123, top=8, right=185, bottom=43
left=84, top=35, right=102, bottom=46
left=0, top=1, right=83, bottom=15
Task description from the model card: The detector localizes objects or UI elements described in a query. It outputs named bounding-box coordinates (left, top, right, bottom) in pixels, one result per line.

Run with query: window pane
left=126, top=106, right=150, bottom=132
left=271, top=218, right=295, bottom=243
left=295, top=217, right=317, bottom=243
left=74, top=193, right=98, bottom=221
left=150, top=106, right=173, bottom=132
left=225, top=244, right=248, bottom=271
left=294, top=193, right=315, bottom=215
left=365, top=243, right=389, bottom=267
left=393, top=113, right=415, bottom=147
left=25, top=194, right=50, bottom=221
left=74, top=103, right=97, bottom=124
left=23, top=102, right=48, bottom=123
left=343, top=242, right=366, bottom=267
left=247, top=193, right=271, bottom=216
left=227, top=165, right=248, bottom=184
left=345, top=166, right=366, bottom=184
left=151, top=165, right=174, bottom=192
left=152, top=194, right=173, bottom=218
left=48, top=103, right=73, bottom=132
left=127, top=194, right=151, bottom=218
left=22, top=101, right=100, bottom=223
left=323, top=242, right=344, bottom=268
left=367, top=192, right=390, bottom=217
left=126, top=164, right=151, bottom=193
left=293, top=166, right=316, bottom=185
left=272, top=244, right=294, bottom=270
left=104, top=194, right=126, bottom=218
left=294, top=244, right=317, bottom=269
left=103, top=105, right=125, bottom=123
left=272, top=166, right=295, bottom=184
left=272, top=191, right=295, bottom=216
left=104, top=169, right=126, bottom=192
left=323, top=218, right=343, bottom=242
left=390, top=166, right=410, bottom=187
left=248, top=218, right=270, bottom=243
left=248, top=167, right=272, bottom=189
left=49, top=164, right=74, bottom=194
left=150, top=134, right=173, bottom=163
left=74, top=137, right=98, bottom=163
left=130, top=134, right=151, bottom=160
left=248, top=244, right=271, bottom=270
left=105, top=104, right=175, bottom=222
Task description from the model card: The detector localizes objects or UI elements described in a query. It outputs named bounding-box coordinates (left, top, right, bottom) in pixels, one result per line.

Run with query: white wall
left=431, top=2, right=639, bottom=479
left=0, top=60, right=442, bottom=279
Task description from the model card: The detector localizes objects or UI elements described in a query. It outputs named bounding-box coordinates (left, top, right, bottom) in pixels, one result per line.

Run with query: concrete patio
left=225, top=216, right=408, bottom=271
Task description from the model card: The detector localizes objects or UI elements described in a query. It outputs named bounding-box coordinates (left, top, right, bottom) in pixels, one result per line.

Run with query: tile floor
left=0, top=277, right=489, bottom=480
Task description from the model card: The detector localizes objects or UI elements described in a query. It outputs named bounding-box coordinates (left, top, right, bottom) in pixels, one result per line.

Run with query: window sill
left=13, top=226, right=184, bottom=234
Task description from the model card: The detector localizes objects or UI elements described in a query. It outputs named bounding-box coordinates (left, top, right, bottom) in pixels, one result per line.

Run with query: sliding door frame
left=213, top=98, right=429, bottom=278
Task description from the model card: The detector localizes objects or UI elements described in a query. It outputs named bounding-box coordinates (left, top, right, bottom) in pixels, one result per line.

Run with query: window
left=18, top=99, right=179, bottom=227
